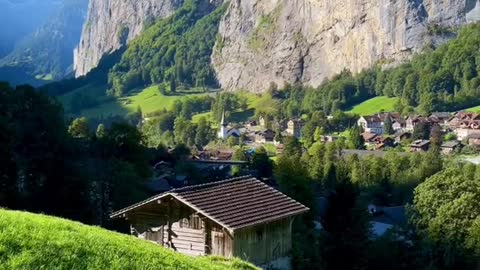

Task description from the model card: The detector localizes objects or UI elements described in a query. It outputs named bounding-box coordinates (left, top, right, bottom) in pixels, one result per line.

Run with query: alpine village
left=3, top=0, right=480, bottom=270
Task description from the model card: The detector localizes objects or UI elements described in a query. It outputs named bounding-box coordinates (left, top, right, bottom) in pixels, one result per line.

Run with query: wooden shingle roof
left=110, top=176, right=309, bottom=232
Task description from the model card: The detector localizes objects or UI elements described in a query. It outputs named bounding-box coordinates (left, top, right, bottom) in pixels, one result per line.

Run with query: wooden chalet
left=110, top=176, right=309, bottom=269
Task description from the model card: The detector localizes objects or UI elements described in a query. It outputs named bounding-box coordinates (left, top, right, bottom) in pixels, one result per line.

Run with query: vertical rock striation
left=74, top=0, right=184, bottom=77
left=212, top=0, right=478, bottom=92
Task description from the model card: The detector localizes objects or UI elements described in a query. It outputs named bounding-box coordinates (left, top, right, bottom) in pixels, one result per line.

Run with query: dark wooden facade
left=111, top=176, right=308, bottom=269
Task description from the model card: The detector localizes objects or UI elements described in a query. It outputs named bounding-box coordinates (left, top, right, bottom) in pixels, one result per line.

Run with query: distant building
left=410, top=140, right=430, bottom=152
left=259, top=116, right=267, bottom=128
left=428, top=112, right=451, bottom=126
left=358, top=115, right=383, bottom=135
left=447, top=112, right=480, bottom=140
left=374, top=136, right=395, bottom=150
left=440, top=141, right=462, bottom=155
left=405, top=116, right=429, bottom=132
left=286, top=119, right=304, bottom=138
left=468, top=133, right=480, bottom=149
left=218, top=111, right=240, bottom=140
left=394, top=131, right=411, bottom=143
left=254, top=129, right=275, bottom=144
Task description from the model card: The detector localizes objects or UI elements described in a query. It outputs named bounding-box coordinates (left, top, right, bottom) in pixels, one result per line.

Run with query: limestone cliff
left=74, top=0, right=184, bottom=77
left=212, top=0, right=480, bottom=92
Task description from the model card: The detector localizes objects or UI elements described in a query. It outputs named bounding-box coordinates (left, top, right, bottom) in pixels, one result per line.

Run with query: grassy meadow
left=0, top=209, right=257, bottom=270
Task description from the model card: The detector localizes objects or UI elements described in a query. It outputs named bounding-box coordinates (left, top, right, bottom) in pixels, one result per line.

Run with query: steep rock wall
left=212, top=0, right=478, bottom=92
left=74, top=0, right=184, bottom=77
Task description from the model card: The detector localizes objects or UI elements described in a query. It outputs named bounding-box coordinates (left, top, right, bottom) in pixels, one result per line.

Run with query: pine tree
left=383, top=116, right=394, bottom=135
left=347, top=124, right=365, bottom=149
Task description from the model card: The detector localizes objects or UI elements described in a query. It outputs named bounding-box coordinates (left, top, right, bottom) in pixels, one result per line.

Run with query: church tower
left=218, top=110, right=228, bottom=139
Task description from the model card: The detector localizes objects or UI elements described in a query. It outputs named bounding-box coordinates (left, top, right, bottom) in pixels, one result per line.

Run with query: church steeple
left=220, top=110, right=228, bottom=127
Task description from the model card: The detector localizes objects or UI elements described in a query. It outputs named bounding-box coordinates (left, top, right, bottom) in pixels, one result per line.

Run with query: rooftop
left=110, top=176, right=309, bottom=232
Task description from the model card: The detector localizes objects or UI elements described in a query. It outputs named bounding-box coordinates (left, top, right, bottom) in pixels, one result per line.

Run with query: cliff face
left=74, top=0, right=184, bottom=77
left=212, top=0, right=478, bottom=92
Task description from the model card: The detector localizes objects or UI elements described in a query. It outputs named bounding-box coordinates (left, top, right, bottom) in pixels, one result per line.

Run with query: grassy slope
left=0, top=210, right=257, bottom=270
left=347, top=96, right=399, bottom=115
left=61, top=85, right=208, bottom=118
left=466, top=105, right=480, bottom=113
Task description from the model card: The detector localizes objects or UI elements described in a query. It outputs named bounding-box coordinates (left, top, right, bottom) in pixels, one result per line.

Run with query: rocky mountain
left=213, top=0, right=480, bottom=92
left=0, top=0, right=87, bottom=82
left=74, top=0, right=480, bottom=92
left=74, top=0, right=185, bottom=77
left=0, top=0, right=61, bottom=58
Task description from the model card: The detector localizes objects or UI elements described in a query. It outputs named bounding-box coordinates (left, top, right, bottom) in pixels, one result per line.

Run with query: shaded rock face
left=74, top=0, right=184, bottom=77
left=212, top=0, right=477, bottom=92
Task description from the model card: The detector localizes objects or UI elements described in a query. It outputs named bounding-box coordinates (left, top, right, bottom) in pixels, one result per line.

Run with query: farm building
left=110, top=176, right=309, bottom=270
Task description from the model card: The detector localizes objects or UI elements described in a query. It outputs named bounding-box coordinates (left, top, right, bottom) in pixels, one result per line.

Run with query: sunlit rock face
left=212, top=0, right=475, bottom=92
left=74, top=0, right=184, bottom=77
left=467, top=0, right=480, bottom=22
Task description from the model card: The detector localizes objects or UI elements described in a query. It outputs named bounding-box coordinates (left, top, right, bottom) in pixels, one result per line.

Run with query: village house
left=394, top=131, right=411, bottom=143
left=358, top=115, right=383, bottom=135
left=405, top=116, right=429, bottom=132
left=429, top=112, right=451, bottom=127
left=410, top=140, right=430, bottom=152
left=446, top=112, right=480, bottom=140
left=110, top=176, right=309, bottom=270
left=259, top=116, right=267, bottom=128
left=254, top=129, right=275, bottom=144
left=361, top=132, right=378, bottom=147
left=358, top=113, right=404, bottom=135
left=392, top=119, right=406, bottom=132
left=440, top=141, right=463, bottom=155
left=374, top=136, right=395, bottom=150
left=286, top=119, right=304, bottom=139
left=468, top=133, right=480, bottom=149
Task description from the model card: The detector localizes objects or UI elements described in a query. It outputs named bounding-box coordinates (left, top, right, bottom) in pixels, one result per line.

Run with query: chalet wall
left=233, top=218, right=293, bottom=267
left=129, top=198, right=207, bottom=256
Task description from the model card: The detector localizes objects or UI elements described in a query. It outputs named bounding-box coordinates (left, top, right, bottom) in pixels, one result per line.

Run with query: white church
left=217, top=111, right=240, bottom=140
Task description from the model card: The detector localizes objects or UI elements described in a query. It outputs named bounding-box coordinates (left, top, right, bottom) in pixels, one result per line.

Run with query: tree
left=68, top=117, right=90, bottom=138
left=158, top=84, right=167, bottom=95
left=320, top=176, right=371, bottom=270
left=410, top=164, right=480, bottom=269
left=283, top=136, right=303, bottom=158
left=232, top=148, right=247, bottom=176
left=194, top=117, right=212, bottom=147
left=169, top=74, right=177, bottom=93
left=430, top=124, right=443, bottom=147
left=251, top=147, right=273, bottom=178
left=412, top=122, right=430, bottom=140
left=383, top=116, right=394, bottom=135
left=227, top=136, right=239, bottom=147
left=347, top=124, right=365, bottom=149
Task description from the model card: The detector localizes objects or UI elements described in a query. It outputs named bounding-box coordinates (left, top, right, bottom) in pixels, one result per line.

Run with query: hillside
left=0, top=209, right=257, bottom=270
left=347, top=96, right=399, bottom=115
left=0, top=0, right=88, bottom=85
left=73, top=0, right=479, bottom=92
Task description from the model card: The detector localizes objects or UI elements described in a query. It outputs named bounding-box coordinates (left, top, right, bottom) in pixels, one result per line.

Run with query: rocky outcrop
left=74, top=0, right=184, bottom=77
left=212, top=0, right=478, bottom=92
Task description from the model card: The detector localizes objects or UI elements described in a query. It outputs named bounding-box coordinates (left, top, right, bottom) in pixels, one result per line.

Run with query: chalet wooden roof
left=110, top=176, right=309, bottom=232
